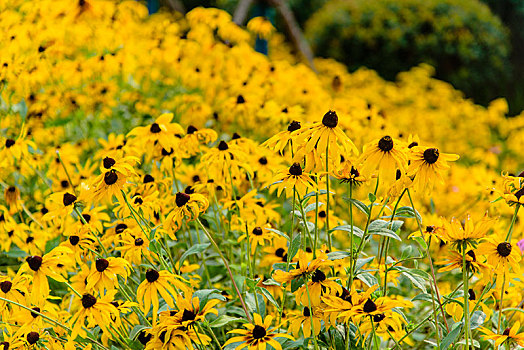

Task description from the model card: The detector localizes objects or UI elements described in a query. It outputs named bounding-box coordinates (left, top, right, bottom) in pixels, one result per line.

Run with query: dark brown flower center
left=496, top=242, right=512, bottom=257
left=218, top=140, right=229, bottom=151
left=5, top=139, right=15, bottom=148
left=104, top=171, right=118, bottom=185
left=31, top=307, right=40, bottom=318
left=26, top=256, right=42, bottom=271
left=373, top=313, right=386, bottom=322
left=187, top=125, right=198, bottom=134
left=62, top=192, right=77, bottom=206
left=95, top=258, right=109, bottom=272
left=252, top=325, right=267, bottom=339
left=69, top=235, right=80, bottom=246
left=408, top=142, right=419, bottom=148
left=287, top=120, right=301, bottom=132
left=146, top=269, right=159, bottom=283
left=143, top=174, right=154, bottom=183
left=175, top=192, right=191, bottom=207
left=311, top=269, right=326, bottom=283
left=503, top=327, right=511, bottom=336
left=378, top=136, right=393, bottom=152
left=466, top=250, right=476, bottom=261
left=135, top=238, right=144, bottom=246
left=468, top=289, right=476, bottom=301
left=319, top=210, right=326, bottom=218
left=423, top=148, right=439, bottom=164
left=515, top=187, right=524, bottom=200
left=150, top=123, right=161, bottom=133
left=0, top=281, right=12, bottom=293
left=103, top=157, right=116, bottom=169
left=137, top=331, right=152, bottom=345
left=182, top=309, right=196, bottom=322
left=303, top=306, right=311, bottom=317
left=115, top=223, right=128, bottom=234
left=363, top=298, right=377, bottom=313
left=252, top=227, right=263, bottom=236
left=289, top=163, right=302, bottom=176
left=322, top=110, right=338, bottom=128
left=258, top=157, right=268, bottom=165
left=275, top=248, right=285, bottom=257
left=26, top=332, right=39, bottom=345
left=82, top=293, right=97, bottom=308
left=350, top=167, right=360, bottom=177
left=236, top=95, right=245, bottom=104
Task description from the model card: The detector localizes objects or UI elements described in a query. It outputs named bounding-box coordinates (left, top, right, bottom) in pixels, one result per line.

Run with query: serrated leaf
left=330, top=224, right=364, bottom=238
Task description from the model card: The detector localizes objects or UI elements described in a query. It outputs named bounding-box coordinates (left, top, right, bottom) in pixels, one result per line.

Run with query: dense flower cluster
left=1, top=0, right=524, bottom=349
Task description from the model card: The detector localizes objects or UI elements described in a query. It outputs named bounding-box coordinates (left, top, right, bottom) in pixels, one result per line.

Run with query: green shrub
left=305, top=0, right=511, bottom=105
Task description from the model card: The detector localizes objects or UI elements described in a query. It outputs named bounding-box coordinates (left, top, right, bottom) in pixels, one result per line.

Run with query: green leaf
left=343, top=198, right=370, bottom=216
left=369, top=221, right=402, bottom=241
left=327, top=251, right=351, bottom=260
left=440, top=322, right=462, bottom=350
left=470, top=311, right=486, bottom=330
left=401, top=271, right=427, bottom=293
left=178, top=243, right=210, bottom=267
left=129, top=325, right=149, bottom=340
left=368, top=192, right=377, bottom=202
left=265, top=228, right=289, bottom=241
left=357, top=272, right=378, bottom=287
left=288, top=234, right=301, bottom=261
left=355, top=256, right=375, bottom=272
left=193, top=289, right=226, bottom=308
left=257, top=287, right=280, bottom=310
left=209, top=315, right=244, bottom=328
left=304, top=202, right=324, bottom=214
left=411, top=293, right=434, bottom=302
left=386, top=206, right=422, bottom=222
left=291, top=277, right=304, bottom=293
left=412, top=236, right=428, bottom=250
left=330, top=224, right=364, bottom=238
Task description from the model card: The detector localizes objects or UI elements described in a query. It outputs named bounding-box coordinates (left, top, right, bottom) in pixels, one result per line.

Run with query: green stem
left=305, top=282, right=320, bottom=350
left=505, top=203, right=520, bottom=241
left=462, top=242, right=470, bottom=350
left=325, top=142, right=332, bottom=251
left=497, top=272, right=506, bottom=335
left=197, top=218, right=252, bottom=324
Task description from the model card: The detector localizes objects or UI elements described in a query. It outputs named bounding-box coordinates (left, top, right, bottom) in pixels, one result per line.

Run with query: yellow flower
left=127, top=113, right=184, bottom=150
left=164, top=191, right=209, bottom=238
left=86, top=257, right=131, bottom=293
left=270, top=163, right=317, bottom=198
left=407, top=146, right=459, bottom=193
left=223, top=313, right=294, bottom=350
left=477, top=237, right=521, bottom=274
left=359, top=135, right=408, bottom=185
left=480, top=321, right=524, bottom=347
left=247, top=16, right=275, bottom=39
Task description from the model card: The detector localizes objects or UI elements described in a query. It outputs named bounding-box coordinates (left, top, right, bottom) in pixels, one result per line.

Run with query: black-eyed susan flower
left=262, top=120, right=302, bottom=155
left=223, top=313, right=294, bottom=350
left=86, top=257, right=131, bottom=292
left=480, top=321, right=524, bottom=347
left=164, top=192, right=209, bottom=238
left=441, top=213, right=495, bottom=251
left=407, top=146, right=459, bottom=193
left=69, top=292, right=118, bottom=339
left=42, top=191, right=77, bottom=223
left=127, top=113, right=184, bottom=150
left=137, top=269, right=188, bottom=324
left=294, top=268, right=342, bottom=306
left=237, top=225, right=275, bottom=255
left=288, top=306, right=323, bottom=338
left=477, top=237, right=521, bottom=274
left=270, top=163, right=317, bottom=198
left=359, top=135, right=408, bottom=185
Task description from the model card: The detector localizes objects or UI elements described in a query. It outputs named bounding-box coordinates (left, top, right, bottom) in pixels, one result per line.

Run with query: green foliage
left=305, top=0, right=511, bottom=106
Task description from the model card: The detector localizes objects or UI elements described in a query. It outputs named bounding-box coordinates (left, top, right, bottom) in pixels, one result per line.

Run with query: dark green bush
left=305, top=0, right=511, bottom=105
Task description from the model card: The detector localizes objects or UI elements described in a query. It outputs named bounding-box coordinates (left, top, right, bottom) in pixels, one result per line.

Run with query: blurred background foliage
left=164, top=0, right=524, bottom=115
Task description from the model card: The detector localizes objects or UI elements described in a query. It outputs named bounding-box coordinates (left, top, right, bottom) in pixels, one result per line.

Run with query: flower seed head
left=311, top=269, right=326, bottom=283
left=252, top=325, right=267, bottom=339
left=252, top=227, right=263, bottom=236
left=26, top=256, right=42, bottom=271
left=182, top=309, right=196, bottom=322
left=26, top=332, right=39, bottom=345
left=468, top=289, right=476, bottom=301
left=146, top=269, right=160, bottom=283
left=0, top=281, right=12, bottom=293
left=287, top=120, right=301, bottom=132
left=322, top=110, right=338, bottom=128
left=69, top=235, right=80, bottom=246
left=175, top=192, right=191, bottom=207
left=187, top=125, right=198, bottom=134
left=423, top=148, right=439, bottom=164
left=496, top=242, right=512, bottom=257
left=82, top=293, right=97, bottom=308
left=62, top=192, right=77, bottom=206
left=143, top=174, right=154, bottom=183
left=96, top=258, right=109, bottom=272
left=150, top=123, right=161, bottom=133
left=218, top=140, right=229, bottom=151
left=115, top=223, right=128, bottom=234
left=378, top=136, right=393, bottom=152
left=363, top=298, right=377, bottom=313
left=134, top=238, right=144, bottom=246
left=103, top=157, right=116, bottom=169
left=303, top=306, right=311, bottom=317
left=289, top=163, right=302, bottom=176
left=104, top=171, right=118, bottom=185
